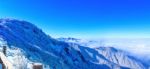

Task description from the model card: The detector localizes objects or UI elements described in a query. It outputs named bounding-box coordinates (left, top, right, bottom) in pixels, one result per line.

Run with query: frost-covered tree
left=13, top=50, right=28, bottom=69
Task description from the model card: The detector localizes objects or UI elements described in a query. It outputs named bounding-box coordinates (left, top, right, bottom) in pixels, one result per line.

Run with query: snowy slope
left=0, top=18, right=148, bottom=69
left=58, top=38, right=149, bottom=69
left=58, top=38, right=150, bottom=66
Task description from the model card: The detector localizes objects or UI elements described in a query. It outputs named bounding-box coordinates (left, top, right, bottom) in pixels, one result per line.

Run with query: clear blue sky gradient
left=0, top=0, right=150, bottom=38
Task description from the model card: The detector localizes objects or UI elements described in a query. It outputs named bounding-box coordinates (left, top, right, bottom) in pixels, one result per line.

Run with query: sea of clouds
left=92, top=38, right=150, bottom=63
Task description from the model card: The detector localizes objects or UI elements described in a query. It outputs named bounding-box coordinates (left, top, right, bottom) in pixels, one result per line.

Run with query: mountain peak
left=0, top=18, right=42, bottom=35
left=0, top=19, right=148, bottom=69
left=0, top=18, right=22, bottom=24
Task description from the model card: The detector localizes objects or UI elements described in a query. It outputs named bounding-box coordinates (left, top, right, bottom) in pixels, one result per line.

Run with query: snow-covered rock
left=0, top=18, right=148, bottom=69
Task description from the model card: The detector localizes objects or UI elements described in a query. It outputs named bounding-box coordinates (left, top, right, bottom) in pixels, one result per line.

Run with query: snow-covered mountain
left=0, top=18, right=149, bottom=69
left=58, top=37, right=150, bottom=65
left=58, top=38, right=150, bottom=68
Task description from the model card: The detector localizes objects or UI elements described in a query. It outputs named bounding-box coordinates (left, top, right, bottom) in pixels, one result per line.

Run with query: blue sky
left=0, top=0, right=150, bottom=38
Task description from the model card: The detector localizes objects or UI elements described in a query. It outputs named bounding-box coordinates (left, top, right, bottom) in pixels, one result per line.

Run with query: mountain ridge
left=0, top=18, right=149, bottom=69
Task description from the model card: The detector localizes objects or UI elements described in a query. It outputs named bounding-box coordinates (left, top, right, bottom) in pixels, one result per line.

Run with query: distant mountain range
left=0, top=18, right=149, bottom=69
